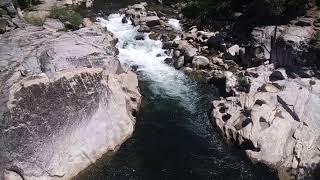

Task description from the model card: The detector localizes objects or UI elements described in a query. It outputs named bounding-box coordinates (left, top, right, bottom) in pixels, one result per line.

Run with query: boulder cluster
left=119, top=2, right=178, bottom=42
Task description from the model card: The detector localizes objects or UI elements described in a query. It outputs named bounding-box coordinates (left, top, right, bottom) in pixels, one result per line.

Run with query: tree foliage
left=13, top=0, right=32, bottom=9
left=176, top=0, right=308, bottom=29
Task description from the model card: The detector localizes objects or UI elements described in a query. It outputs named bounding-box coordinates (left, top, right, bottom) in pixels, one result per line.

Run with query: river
left=76, top=2, right=278, bottom=180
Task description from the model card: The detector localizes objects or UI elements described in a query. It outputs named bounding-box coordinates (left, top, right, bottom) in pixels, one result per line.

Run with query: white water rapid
left=98, top=14, right=197, bottom=109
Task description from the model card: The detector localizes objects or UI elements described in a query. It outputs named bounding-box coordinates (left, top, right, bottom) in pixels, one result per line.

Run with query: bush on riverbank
left=49, top=6, right=82, bottom=30
left=237, top=76, right=251, bottom=93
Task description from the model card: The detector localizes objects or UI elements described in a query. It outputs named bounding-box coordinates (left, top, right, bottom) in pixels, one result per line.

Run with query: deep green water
left=77, top=75, right=278, bottom=180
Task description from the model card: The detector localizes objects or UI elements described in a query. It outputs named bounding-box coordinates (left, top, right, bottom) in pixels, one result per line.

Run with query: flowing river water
left=76, top=3, right=279, bottom=180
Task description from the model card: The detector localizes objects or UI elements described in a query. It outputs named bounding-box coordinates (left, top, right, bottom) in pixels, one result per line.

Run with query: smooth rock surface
left=178, top=40, right=197, bottom=62
left=43, top=18, right=65, bottom=32
left=192, top=56, right=210, bottom=69
left=0, top=23, right=141, bottom=180
left=142, top=16, right=160, bottom=27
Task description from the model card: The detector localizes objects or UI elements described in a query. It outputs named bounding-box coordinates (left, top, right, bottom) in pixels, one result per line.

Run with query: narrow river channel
left=77, top=7, right=278, bottom=180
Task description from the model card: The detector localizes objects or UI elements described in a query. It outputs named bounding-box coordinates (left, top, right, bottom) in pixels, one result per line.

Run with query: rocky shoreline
left=0, top=1, right=141, bottom=179
left=120, top=2, right=320, bottom=178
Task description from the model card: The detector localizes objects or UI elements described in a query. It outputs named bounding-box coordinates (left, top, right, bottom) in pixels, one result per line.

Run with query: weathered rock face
left=250, top=25, right=316, bottom=69
left=250, top=26, right=279, bottom=64
left=0, top=24, right=141, bottom=179
left=211, top=65, right=320, bottom=177
left=43, top=18, right=65, bottom=32
left=271, top=26, right=315, bottom=67
left=0, top=18, right=6, bottom=33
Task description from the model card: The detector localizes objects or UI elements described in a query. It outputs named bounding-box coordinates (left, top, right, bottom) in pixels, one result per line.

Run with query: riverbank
left=0, top=1, right=141, bottom=179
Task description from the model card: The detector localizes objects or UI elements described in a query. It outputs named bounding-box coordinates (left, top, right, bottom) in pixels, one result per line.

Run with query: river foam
left=98, top=14, right=196, bottom=110
left=168, top=18, right=182, bottom=32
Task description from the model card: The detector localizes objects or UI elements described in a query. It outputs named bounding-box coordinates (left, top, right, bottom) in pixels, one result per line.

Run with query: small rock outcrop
left=43, top=18, right=65, bottom=32
left=0, top=23, right=141, bottom=179
left=0, top=0, right=16, bottom=17
left=143, top=16, right=160, bottom=27
left=192, top=56, right=209, bottom=69
left=269, top=68, right=287, bottom=81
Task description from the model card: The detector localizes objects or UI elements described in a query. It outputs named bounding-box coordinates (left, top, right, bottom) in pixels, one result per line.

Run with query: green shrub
left=0, top=8, right=7, bottom=17
left=238, top=76, right=251, bottom=93
left=25, top=15, right=44, bottom=26
left=315, top=31, right=320, bottom=41
left=13, top=0, right=32, bottom=9
left=309, top=79, right=316, bottom=86
left=179, top=0, right=308, bottom=29
left=49, top=6, right=82, bottom=30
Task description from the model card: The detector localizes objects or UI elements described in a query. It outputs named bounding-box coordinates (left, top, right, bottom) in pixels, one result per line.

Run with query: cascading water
left=77, top=13, right=278, bottom=180
left=98, top=15, right=193, bottom=106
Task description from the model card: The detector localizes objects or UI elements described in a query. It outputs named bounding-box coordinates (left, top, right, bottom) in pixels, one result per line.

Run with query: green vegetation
left=0, top=8, right=7, bottom=17
left=309, top=79, right=316, bottom=86
left=13, top=0, right=32, bottom=9
left=315, top=31, right=320, bottom=41
left=49, top=6, right=82, bottom=30
left=167, top=0, right=308, bottom=29
left=24, top=15, right=44, bottom=26
left=237, top=76, right=251, bottom=93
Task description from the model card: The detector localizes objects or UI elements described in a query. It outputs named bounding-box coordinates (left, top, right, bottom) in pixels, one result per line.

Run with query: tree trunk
left=271, top=16, right=279, bottom=65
